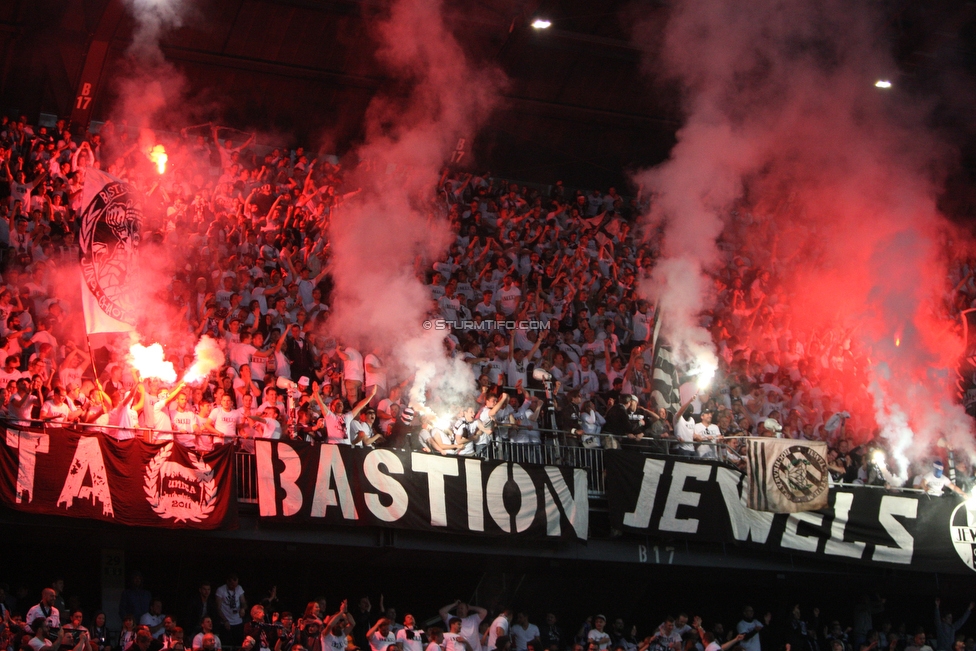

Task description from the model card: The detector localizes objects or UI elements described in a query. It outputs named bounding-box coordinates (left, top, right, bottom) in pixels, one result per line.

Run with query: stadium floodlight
left=874, top=80, right=892, bottom=89
left=531, top=18, right=552, bottom=29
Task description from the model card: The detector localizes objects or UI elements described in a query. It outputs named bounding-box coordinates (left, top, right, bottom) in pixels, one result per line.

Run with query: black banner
left=254, top=442, right=589, bottom=540
left=606, top=450, right=976, bottom=575
left=0, top=427, right=237, bottom=529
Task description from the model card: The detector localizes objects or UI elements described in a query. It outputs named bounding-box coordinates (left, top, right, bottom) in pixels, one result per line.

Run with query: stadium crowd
left=0, top=113, right=971, bottom=495
left=2, top=579, right=975, bottom=651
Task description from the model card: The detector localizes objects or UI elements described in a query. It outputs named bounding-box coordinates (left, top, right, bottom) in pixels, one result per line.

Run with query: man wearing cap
left=761, top=418, right=782, bottom=438
left=587, top=617, right=610, bottom=651
left=694, top=410, right=722, bottom=459
left=921, top=461, right=965, bottom=497
left=604, top=395, right=644, bottom=446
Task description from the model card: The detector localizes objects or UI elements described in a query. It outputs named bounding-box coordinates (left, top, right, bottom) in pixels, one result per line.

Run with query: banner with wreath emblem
left=0, top=426, right=237, bottom=529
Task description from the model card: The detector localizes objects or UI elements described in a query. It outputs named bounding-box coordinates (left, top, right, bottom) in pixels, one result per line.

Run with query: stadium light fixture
left=531, top=18, right=552, bottom=29
left=874, top=80, right=892, bottom=89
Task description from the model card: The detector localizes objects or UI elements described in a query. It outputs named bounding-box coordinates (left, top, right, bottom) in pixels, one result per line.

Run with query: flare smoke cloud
left=634, top=0, right=972, bottom=460
left=326, top=0, right=504, bottom=409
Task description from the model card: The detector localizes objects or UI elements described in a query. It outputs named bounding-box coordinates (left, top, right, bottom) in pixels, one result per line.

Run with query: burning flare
left=149, top=144, right=167, bottom=174
left=129, top=342, right=176, bottom=383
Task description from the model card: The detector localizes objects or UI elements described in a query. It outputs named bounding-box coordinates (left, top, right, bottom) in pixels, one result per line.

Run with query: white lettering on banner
left=5, top=429, right=49, bottom=504
left=872, top=496, right=917, bottom=564
left=255, top=441, right=278, bottom=516
left=279, top=444, right=304, bottom=516
left=543, top=467, right=589, bottom=539
left=411, top=453, right=459, bottom=527
left=638, top=544, right=647, bottom=563
left=56, top=436, right=114, bottom=516
left=362, top=449, right=408, bottom=522
left=715, top=467, right=773, bottom=543
left=823, top=492, right=866, bottom=559
left=465, top=459, right=484, bottom=532
left=622, top=458, right=665, bottom=528
left=310, top=445, right=357, bottom=519
left=486, top=464, right=537, bottom=533
left=511, top=465, right=538, bottom=533
left=781, top=511, right=823, bottom=552
left=659, top=462, right=712, bottom=534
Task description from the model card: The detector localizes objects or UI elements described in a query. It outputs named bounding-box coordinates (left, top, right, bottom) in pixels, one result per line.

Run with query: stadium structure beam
left=68, top=0, right=126, bottom=133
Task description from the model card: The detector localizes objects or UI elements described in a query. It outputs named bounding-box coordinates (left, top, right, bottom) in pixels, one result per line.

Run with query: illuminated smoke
left=326, top=0, right=503, bottom=410
left=125, top=0, right=187, bottom=61
left=184, top=336, right=225, bottom=384
left=633, top=0, right=973, bottom=457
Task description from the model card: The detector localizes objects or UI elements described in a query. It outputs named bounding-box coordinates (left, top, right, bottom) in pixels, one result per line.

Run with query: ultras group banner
left=0, top=427, right=237, bottom=529
left=605, top=449, right=976, bottom=575
left=253, top=441, right=589, bottom=540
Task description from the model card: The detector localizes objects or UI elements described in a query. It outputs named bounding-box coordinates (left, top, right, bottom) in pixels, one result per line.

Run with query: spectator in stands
left=439, top=602, right=487, bottom=651
left=215, top=575, right=246, bottom=646
left=486, top=609, right=513, bottom=651
left=935, top=600, right=974, bottom=651
left=88, top=612, right=111, bottom=651
left=510, top=614, right=540, bottom=651
left=187, top=583, right=215, bottom=638
left=141, top=599, right=166, bottom=639
left=26, top=588, right=60, bottom=632
left=395, top=614, right=423, bottom=651
left=192, top=618, right=221, bottom=651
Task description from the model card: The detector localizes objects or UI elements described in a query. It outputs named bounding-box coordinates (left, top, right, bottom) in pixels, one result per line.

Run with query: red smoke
left=326, top=0, right=505, bottom=407
left=633, top=0, right=973, bottom=465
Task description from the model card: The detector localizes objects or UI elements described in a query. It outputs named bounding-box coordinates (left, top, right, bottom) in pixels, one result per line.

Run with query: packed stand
left=0, top=114, right=970, bottom=496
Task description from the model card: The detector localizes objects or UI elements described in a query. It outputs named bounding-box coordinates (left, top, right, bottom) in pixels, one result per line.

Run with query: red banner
left=0, top=427, right=237, bottom=529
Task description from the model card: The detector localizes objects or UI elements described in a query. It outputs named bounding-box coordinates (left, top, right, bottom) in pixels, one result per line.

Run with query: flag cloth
left=78, top=168, right=141, bottom=334
left=746, top=437, right=830, bottom=512
left=650, top=337, right=680, bottom=411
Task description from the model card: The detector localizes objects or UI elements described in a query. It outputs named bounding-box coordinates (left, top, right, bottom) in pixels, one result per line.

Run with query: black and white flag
left=747, top=438, right=829, bottom=513
left=650, top=337, right=681, bottom=411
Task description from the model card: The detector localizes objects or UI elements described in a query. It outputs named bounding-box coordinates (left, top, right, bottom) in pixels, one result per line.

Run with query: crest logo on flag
left=79, top=180, right=141, bottom=327
left=771, top=445, right=829, bottom=504
left=949, top=501, right=976, bottom=573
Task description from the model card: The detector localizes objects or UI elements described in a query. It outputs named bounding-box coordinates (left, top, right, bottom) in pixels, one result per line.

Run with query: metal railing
left=484, top=441, right=606, bottom=495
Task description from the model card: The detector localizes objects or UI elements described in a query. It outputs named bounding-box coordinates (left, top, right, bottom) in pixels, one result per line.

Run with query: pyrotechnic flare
left=183, top=335, right=223, bottom=384
left=128, top=342, right=176, bottom=383
left=695, top=361, right=717, bottom=390
left=148, top=144, right=167, bottom=174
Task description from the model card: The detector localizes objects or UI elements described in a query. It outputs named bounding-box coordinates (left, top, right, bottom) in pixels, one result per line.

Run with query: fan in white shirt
left=204, top=395, right=244, bottom=445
